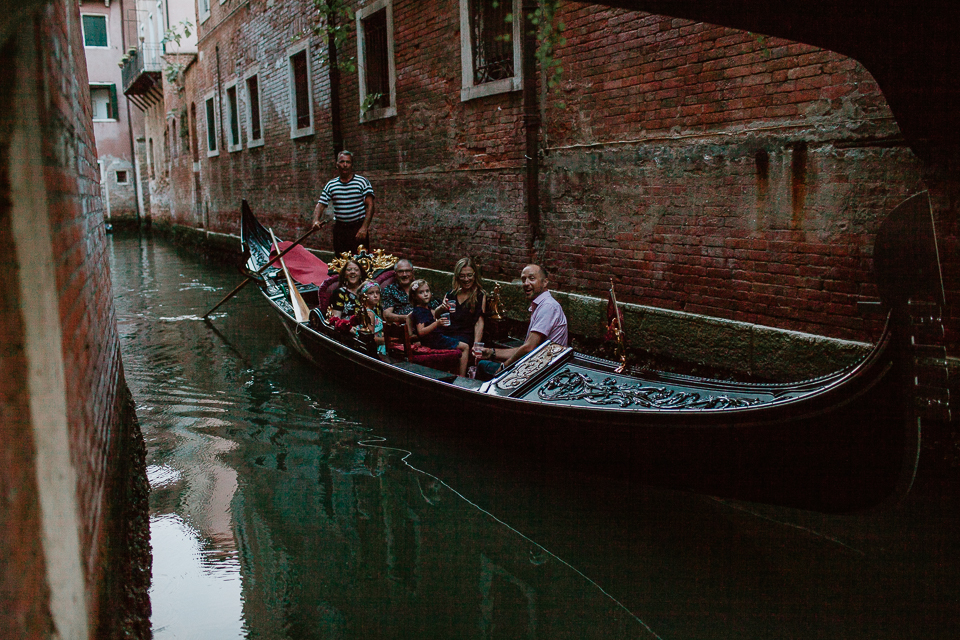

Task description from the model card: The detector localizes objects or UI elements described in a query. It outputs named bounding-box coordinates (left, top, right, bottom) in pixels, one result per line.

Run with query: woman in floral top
left=329, top=259, right=366, bottom=319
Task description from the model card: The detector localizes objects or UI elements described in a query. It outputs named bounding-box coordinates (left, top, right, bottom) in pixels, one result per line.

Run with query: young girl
left=409, top=279, right=470, bottom=377
left=352, top=280, right=386, bottom=357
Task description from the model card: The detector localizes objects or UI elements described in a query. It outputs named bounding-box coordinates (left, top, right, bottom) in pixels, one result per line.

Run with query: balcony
left=121, top=44, right=163, bottom=110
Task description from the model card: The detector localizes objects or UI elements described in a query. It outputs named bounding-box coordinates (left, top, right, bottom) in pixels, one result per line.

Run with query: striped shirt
left=319, top=175, right=374, bottom=224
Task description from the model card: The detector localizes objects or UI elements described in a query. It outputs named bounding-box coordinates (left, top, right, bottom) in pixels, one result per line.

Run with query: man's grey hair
left=395, top=259, right=414, bottom=270
left=337, top=150, right=353, bottom=160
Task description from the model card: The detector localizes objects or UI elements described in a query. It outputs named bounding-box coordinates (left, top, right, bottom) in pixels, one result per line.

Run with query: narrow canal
left=109, top=234, right=958, bottom=639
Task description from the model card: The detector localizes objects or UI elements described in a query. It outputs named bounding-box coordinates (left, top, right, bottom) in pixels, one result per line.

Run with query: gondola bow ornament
left=605, top=278, right=629, bottom=373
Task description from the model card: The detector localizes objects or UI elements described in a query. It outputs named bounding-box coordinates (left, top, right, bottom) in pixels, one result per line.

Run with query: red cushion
left=388, top=342, right=460, bottom=371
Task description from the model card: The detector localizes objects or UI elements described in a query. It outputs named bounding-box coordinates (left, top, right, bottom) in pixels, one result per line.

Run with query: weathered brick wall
left=174, top=0, right=952, bottom=348
left=1, top=1, right=147, bottom=637
left=534, top=6, right=930, bottom=340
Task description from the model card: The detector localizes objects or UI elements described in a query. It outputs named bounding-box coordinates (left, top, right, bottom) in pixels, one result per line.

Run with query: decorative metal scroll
left=495, top=343, right=568, bottom=391
left=537, top=369, right=764, bottom=410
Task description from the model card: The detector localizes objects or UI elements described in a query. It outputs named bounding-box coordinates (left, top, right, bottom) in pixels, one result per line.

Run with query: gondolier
left=312, top=150, right=375, bottom=256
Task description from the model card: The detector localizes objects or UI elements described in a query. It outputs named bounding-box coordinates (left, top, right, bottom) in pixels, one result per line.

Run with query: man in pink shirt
left=478, top=264, right=568, bottom=378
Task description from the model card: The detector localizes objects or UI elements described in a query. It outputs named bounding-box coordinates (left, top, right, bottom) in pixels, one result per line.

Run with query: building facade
left=80, top=0, right=142, bottom=221
left=140, top=1, right=953, bottom=351
left=121, top=0, right=198, bottom=225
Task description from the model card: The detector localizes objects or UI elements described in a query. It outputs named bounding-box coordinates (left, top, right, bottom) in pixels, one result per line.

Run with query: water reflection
left=110, top=236, right=656, bottom=639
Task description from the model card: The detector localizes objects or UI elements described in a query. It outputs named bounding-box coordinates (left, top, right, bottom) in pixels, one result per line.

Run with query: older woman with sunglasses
left=437, top=257, right=487, bottom=347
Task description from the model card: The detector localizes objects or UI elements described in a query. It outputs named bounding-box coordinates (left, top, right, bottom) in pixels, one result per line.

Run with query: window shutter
left=109, top=85, right=119, bottom=120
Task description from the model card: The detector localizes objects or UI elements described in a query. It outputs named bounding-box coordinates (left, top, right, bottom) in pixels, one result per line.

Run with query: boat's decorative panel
left=490, top=343, right=570, bottom=396
left=529, top=368, right=771, bottom=410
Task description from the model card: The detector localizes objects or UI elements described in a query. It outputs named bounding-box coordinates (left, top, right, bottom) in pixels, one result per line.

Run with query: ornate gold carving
left=496, top=343, right=567, bottom=391
left=328, top=246, right=398, bottom=275
left=487, top=283, right=504, bottom=321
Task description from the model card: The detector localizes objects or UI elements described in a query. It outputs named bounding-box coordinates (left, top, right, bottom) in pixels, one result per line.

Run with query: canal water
left=109, top=235, right=958, bottom=639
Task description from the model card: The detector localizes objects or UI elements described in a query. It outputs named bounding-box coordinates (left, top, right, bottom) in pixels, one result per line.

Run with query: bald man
left=477, top=264, right=568, bottom=379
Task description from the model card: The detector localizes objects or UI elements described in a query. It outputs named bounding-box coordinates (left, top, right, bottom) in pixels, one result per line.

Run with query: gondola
left=237, top=193, right=949, bottom=512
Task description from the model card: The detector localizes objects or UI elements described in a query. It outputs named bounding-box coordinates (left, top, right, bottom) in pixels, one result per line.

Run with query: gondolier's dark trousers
left=333, top=219, right=369, bottom=257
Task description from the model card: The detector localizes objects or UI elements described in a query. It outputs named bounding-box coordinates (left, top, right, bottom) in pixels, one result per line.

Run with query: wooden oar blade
left=269, top=228, right=311, bottom=323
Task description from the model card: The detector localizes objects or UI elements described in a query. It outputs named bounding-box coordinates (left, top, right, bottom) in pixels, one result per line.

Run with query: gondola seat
left=383, top=322, right=461, bottom=373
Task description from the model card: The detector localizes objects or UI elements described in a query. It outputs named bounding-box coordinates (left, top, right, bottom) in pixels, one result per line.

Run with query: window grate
left=205, top=97, right=217, bottom=152
left=363, top=10, right=390, bottom=109
left=470, top=0, right=513, bottom=84
left=291, top=51, right=311, bottom=129
left=227, top=86, right=240, bottom=147
left=247, top=75, right=262, bottom=141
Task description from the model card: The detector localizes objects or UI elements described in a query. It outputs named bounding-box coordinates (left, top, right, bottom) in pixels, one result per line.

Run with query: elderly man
left=381, top=259, right=439, bottom=325
left=312, top=150, right=375, bottom=256
left=477, top=264, right=568, bottom=380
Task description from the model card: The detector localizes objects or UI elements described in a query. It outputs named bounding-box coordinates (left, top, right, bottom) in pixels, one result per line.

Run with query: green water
left=109, top=235, right=958, bottom=639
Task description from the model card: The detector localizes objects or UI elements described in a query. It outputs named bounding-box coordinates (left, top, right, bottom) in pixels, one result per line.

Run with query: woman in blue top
left=409, top=279, right=469, bottom=377
left=439, top=257, right=487, bottom=346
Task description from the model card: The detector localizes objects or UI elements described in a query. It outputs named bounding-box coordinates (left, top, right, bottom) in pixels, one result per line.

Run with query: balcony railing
left=121, top=43, right=163, bottom=109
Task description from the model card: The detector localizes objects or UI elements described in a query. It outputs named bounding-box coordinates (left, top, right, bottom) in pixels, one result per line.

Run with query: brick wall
left=1, top=1, right=147, bottom=637
left=169, top=0, right=953, bottom=349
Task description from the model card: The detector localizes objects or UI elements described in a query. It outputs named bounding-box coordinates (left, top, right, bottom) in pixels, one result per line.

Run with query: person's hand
left=355, top=224, right=369, bottom=241
left=312, top=218, right=324, bottom=230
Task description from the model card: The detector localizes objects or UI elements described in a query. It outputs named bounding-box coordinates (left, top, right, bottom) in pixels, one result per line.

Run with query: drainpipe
left=522, top=0, right=541, bottom=253
left=327, top=0, right=344, bottom=157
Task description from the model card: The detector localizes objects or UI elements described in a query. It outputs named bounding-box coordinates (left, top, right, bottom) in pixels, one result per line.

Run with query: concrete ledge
left=146, top=226, right=876, bottom=381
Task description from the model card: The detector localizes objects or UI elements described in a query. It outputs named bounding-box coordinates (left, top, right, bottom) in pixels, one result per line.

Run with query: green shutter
left=82, top=15, right=108, bottom=48
left=109, top=85, right=118, bottom=120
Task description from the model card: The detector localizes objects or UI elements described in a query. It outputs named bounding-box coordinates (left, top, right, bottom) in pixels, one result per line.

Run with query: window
left=356, top=0, right=396, bottom=122
left=244, top=72, right=263, bottom=147
left=459, top=0, right=522, bottom=101
left=190, top=103, right=200, bottom=162
left=116, top=170, right=128, bottom=184
left=90, top=84, right=118, bottom=121
left=198, top=0, right=211, bottom=24
left=204, top=94, right=219, bottom=157
left=287, top=42, right=314, bottom=138
left=225, top=83, right=242, bottom=152
left=81, top=14, right=108, bottom=48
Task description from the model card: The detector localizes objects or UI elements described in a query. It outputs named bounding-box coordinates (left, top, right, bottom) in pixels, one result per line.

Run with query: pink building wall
left=81, top=0, right=141, bottom=220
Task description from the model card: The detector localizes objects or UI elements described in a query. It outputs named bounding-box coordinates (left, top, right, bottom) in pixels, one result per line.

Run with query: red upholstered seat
left=383, top=322, right=460, bottom=373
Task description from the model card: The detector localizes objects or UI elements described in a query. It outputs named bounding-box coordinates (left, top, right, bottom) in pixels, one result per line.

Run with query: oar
left=202, top=222, right=324, bottom=319
left=269, top=227, right=311, bottom=323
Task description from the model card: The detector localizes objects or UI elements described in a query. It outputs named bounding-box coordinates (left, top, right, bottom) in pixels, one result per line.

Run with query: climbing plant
left=528, top=0, right=566, bottom=90
left=312, top=0, right=357, bottom=72
left=161, top=20, right=194, bottom=90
